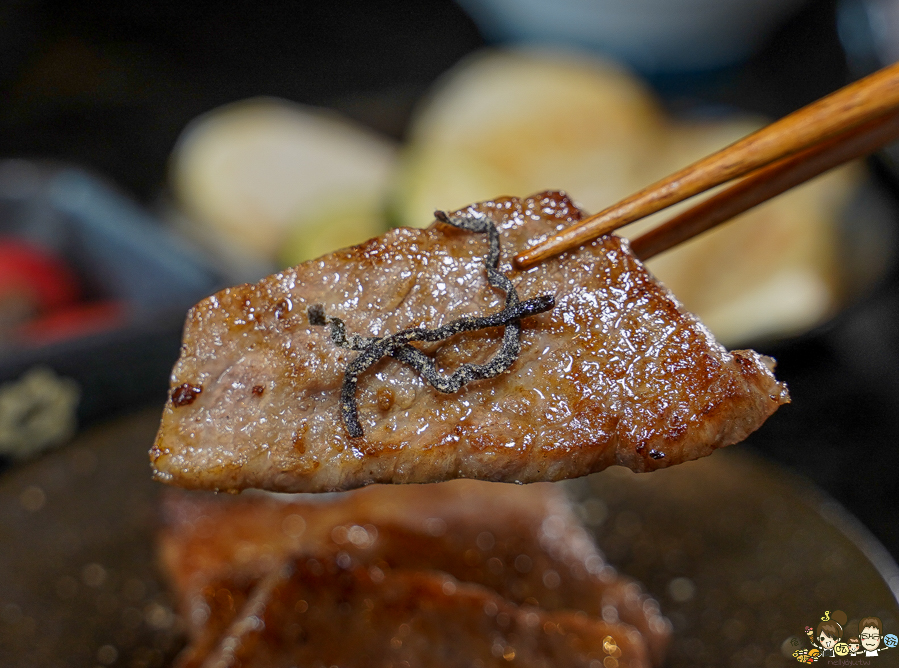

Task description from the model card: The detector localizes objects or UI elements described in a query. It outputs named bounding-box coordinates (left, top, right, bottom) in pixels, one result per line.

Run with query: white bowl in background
left=456, top=0, right=810, bottom=72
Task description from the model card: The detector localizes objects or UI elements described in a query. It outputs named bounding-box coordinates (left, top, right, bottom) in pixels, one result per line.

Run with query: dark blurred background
left=0, top=0, right=857, bottom=201
left=1, top=0, right=897, bottom=599
left=0, top=0, right=483, bottom=200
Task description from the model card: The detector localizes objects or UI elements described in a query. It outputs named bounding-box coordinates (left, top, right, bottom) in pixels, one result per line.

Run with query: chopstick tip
left=513, top=247, right=541, bottom=270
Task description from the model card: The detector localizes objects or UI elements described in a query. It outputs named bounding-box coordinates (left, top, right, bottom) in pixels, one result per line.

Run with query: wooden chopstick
left=630, top=108, right=899, bottom=260
left=514, top=61, right=899, bottom=269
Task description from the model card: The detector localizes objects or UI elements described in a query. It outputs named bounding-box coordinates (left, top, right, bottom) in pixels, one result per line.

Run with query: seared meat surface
left=151, top=191, right=788, bottom=492
left=159, top=480, right=667, bottom=667
left=200, top=559, right=650, bottom=668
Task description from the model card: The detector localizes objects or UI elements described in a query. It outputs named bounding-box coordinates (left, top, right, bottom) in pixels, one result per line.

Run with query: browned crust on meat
left=200, top=558, right=650, bottom=668
left=151, top=191, right=788, bottom=492
left=159, top=480, right=670, bottom=667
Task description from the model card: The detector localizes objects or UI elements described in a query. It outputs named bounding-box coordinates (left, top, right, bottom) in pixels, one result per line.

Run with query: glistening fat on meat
left=151, top=191, right=788, bottom=492
left=158, top=479, right=668, bottom=667
left=199, top=559, right=652, bottom=668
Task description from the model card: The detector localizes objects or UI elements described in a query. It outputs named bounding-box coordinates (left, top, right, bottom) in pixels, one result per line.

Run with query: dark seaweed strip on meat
left=309, top=210, right=555, bottom=438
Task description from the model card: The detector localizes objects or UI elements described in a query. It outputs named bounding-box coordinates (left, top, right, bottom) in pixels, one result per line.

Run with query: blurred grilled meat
left=159, top=480, right=670, bottom=667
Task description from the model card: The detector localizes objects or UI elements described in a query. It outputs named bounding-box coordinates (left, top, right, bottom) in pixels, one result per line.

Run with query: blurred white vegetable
left=394, top=49, right=862, bottom=345
left=170, top=98, right=397, bottom=271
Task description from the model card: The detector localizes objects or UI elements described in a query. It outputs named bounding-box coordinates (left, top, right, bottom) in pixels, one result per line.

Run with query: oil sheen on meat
left=151, top=191, right=789, bottom=492
left=159, top=480, right=668, bottom=668
left=199, top=560, right=651, bottom=668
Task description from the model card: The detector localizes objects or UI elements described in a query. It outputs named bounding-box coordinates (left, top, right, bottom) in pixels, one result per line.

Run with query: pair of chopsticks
left=514, top=61, right=899, bottom=269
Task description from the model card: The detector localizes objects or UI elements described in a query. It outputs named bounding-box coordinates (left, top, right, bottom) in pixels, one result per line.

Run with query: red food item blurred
left=0, top=238, right=127, bottom=345
left=15, top=300, right=125, bottom=346
left=0, top=239, right=81, bottom=331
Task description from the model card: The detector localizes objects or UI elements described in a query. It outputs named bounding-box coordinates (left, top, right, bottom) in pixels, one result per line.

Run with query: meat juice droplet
left=171, top=383, right=202, bottom=407
left=274, top=298, right=293, bottom=319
